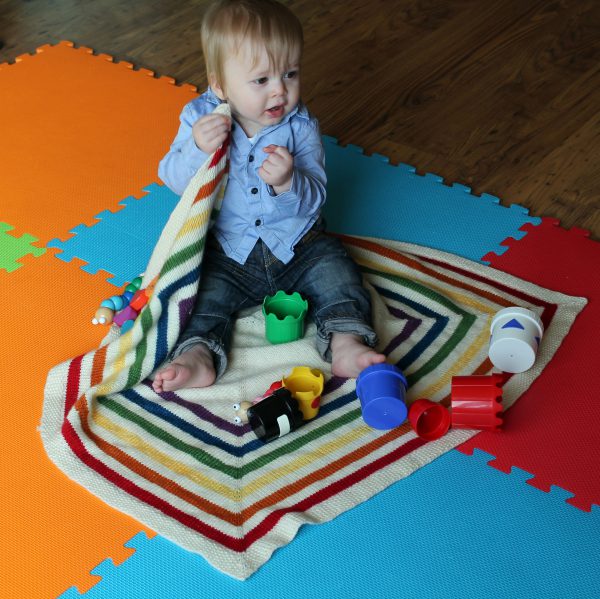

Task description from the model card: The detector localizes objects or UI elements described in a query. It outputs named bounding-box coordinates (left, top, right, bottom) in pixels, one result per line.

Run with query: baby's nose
left=271, top=78, right=286, bottom=96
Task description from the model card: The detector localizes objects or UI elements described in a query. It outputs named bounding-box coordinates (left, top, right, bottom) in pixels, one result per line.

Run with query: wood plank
left=1, top=0, right=598, bottom=237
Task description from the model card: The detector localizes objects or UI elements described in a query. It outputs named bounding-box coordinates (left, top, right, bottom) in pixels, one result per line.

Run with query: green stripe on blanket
left=42, top=103, right=586, bottom=579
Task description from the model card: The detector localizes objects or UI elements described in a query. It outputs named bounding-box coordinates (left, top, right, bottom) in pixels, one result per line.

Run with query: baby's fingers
left=262, top=144, right=290, bottom=157
left=203, top=113, right=232, bottom=127
left=200, top=115, right=230, bottom=135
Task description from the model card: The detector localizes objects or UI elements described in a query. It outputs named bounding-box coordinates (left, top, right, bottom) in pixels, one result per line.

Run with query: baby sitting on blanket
left=153, top=0, right=385, bottom=393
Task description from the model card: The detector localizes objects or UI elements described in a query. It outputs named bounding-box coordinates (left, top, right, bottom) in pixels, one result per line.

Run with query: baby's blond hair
left=201, top=0, right=304, bottom=93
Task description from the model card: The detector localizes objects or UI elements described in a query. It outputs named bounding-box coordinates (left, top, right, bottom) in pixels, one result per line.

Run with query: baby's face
left=214, top=40, right=301, bottom=138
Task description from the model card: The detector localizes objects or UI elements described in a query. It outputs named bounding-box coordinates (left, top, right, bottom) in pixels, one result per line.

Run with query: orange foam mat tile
left=0, top=251, right=152, bottom=598
left=0, top=41, right=197, bottom=244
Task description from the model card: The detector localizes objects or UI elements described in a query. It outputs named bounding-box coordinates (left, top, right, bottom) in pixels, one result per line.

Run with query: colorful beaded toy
left=92, top=275, right=152, bottom=331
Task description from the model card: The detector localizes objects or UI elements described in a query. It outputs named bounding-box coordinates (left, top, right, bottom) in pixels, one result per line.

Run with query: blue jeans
left=172, top=221, right=377, bottom=377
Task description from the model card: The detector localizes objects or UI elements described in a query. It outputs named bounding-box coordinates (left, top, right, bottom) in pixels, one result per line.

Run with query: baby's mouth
left=266, top=105, right=284, bottom=117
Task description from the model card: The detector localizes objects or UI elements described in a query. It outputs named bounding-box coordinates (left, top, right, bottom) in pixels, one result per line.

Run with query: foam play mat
left=1, top=42, right=599, bottom=598
left=41, top=125, right=585, bottom=576
left=459, top=218, right=600, bottom=511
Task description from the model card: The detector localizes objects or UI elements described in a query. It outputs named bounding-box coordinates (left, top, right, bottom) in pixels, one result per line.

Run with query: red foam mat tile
left=458, top=218, right=600, bottom=511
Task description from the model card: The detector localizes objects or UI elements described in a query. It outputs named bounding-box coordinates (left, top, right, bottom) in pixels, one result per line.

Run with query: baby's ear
left=209, top=74, right=226, bottom=100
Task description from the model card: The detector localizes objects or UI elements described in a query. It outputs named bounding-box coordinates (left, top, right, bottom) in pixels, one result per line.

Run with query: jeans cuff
left=316, top=318, right=379, bottom=362
left=170, top=336, right=228, bottom=380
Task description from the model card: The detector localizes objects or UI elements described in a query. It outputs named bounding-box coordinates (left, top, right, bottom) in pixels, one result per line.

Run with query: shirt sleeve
left=158, top=102, right=211, bottom=196
left=274, top=116, right=327, bottom=219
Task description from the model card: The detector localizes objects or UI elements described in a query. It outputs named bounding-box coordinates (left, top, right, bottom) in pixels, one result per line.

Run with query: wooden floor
left=1, top=0, right=599, bottom=238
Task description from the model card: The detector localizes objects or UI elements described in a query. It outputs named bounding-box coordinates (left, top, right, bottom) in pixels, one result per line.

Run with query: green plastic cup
left=262, top=291, right=308, bottom=344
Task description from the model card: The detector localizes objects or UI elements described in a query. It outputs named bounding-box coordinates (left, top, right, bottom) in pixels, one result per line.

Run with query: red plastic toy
left=408, top=398, right=451, bottom=440
left=450, top=374, right=503, bottom=431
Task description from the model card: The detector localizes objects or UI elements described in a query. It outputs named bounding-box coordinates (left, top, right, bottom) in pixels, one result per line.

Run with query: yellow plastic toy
left=282, top=366, right=324, bottom=420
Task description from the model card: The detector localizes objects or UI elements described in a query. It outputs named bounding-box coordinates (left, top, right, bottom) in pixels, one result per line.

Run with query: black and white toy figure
left=234, top=388, right=305, bottom=443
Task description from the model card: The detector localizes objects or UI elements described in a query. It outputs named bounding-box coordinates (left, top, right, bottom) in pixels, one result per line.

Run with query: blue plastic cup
left=356, top=364, right=408, bottom=430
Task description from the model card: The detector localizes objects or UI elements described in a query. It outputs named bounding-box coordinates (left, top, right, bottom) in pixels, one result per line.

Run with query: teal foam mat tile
left=59, top=449, right=600, bottom=599
left=321, top=136, right=541, bottom=262
left=47, top=183, right=179, bottom=286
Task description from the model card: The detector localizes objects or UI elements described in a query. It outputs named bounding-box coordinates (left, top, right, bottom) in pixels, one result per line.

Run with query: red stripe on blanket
left=336, top=234, right=514, bottom=306
left=338, top=233, right=559, bottom=334
left=64, top=355, right=83, bottom=416
left=60, top=390, right=426, bottom=552
left=242, top=435, right=426, bottom=549
left=67, top=388, right=414, bottom=526
left=418, top=253, right=559, bottom=331
left=243, top=422, right=413, bottom=521
left=209, top=138, right=230, bottom=168
left=62, top=406, right=241, bottom=547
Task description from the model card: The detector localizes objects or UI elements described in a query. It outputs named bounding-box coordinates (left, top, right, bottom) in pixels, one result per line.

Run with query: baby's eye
left=253, top=77, right=269, bottom=85
left=284, top=70, right=298, bottom=80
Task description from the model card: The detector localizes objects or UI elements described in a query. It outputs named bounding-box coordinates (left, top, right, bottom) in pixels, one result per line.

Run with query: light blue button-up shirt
left=158, top=89, right=327, bottom=264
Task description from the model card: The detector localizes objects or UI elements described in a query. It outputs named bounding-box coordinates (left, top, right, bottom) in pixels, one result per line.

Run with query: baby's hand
left=192, top=113, right=231, bottom=154
left=259, top=145, right=293, bottom=193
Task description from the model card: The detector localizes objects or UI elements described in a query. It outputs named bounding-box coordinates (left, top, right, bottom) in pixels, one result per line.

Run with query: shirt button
left=249, top=155, right=254, bottom=162
left=255, top=219, right=262, bottom=226
left=251, top=187, right=258, bottom=194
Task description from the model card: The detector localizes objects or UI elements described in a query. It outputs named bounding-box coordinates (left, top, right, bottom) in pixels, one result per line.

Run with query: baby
left=153, top=0, right=385, bottom=393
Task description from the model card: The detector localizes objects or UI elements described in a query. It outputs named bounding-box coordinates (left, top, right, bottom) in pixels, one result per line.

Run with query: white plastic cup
left=489, top=307, right=544, bottom=373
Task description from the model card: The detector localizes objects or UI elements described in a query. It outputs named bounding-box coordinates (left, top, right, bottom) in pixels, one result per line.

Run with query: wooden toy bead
left=120, top=319, right=135, bottom=333
left=233, top=401, right=253, bottom=424
left=100, top=299, right=116, bottom=310
left=113, top=305, right=139, bottom=327
left=93, top=276, right=144, bottom=326
left=110, top=295, right=125, bottom=310
left=130, top=288, right=149, bottom=311
left=92, top=306, right=115, bottom=325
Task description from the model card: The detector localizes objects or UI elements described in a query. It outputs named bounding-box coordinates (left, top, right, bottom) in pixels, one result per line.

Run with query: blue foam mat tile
left=60, top=449, right=600, bottom=599
left=321, top=136, right=541, bottom=262
left=47, top=183, right=180, bottom=286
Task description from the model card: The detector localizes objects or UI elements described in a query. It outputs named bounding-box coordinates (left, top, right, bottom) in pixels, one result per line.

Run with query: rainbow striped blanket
left=42, top=104, right=585, bottom=579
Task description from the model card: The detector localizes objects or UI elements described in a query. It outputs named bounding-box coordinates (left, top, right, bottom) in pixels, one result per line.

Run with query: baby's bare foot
left=330, top=333, right=386, bottom=378
left=152, top=344, right=216, bottom=393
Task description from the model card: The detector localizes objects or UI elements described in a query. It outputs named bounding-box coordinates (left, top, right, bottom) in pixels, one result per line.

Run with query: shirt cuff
left=268, top=171, right=297, bottom=201
left=182, top=135, right=210, bottom=171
